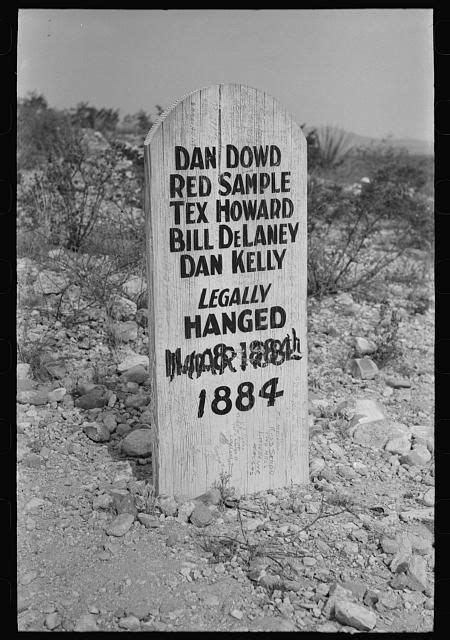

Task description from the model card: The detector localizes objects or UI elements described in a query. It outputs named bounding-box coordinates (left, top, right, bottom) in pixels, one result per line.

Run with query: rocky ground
left=17, top=255, right=434, bottom=632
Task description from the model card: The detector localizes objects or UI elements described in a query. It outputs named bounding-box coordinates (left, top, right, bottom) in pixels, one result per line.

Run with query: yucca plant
left=314, top=125, right=353, bottom=171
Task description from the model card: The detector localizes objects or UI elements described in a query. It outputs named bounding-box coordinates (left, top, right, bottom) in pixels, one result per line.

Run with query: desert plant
left=18, top=124, right=142, bottom=252
left=313, top=125, right=353, bottom=172
left=371, top=298, right=403, bottom=366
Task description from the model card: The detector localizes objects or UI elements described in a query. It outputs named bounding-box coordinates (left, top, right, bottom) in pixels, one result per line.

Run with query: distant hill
left=305, top=126, right=433, bottom=156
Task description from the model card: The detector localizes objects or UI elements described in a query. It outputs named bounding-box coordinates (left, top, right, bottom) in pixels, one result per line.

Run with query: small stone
left=74, top=614, right=98, bottom=632
left=158, top=495, right=178, bottom=517
left=363, top=590, right=379, bottom=607
left=351, top=357, right=378, bottom=380
left=125, top=394, right=150, bottom=408
left=111, top=321, right=138, bottom=343
left=377, top=591, right=400, bottom=610
left=119, top=616, right=140, bottom=630
left=422, top=488, right=434, bottom=507
left=76, top=386, right=108, bottom=409
left=83, top=422, right=110, bottom=443
left=102, top=413, right=117, bottom=433
left=177, top=501, right=196, bottom=523
left=190, top=503, right=213, bottom=527
left=17, top=389, right=49, bottom=405
left=400, top=446, right=431, bottom=467
left=117, top=354, right=148, bottom=373
left=47, top=387, right=67, bottom=403
left=310, top=457, right=325, bottom=478
left=121, top=429, right=154, bottom=457
left=137, top=513, right=160, bottom=528
left=353, top=337, right=377, bottom=357
left=385, top=435, right=411, bottom=456
left=22, top=453, right=42, bottom=468
left=113, top=492, right=137, bottom=516
left=303, top=556, right=317, bottom=567
left=230, top=609, right=244, bottom=620
left=385, top=376, right=411, bottom=389
left=352, top=420, right=407, bottom=450
left=390, top=550, right=411, bottom=574
left=341, top=580, right=367, bottom=599
left=194, top=487, right=222, bottom=506
left=334, top=600, right=376, bottom=631
left=105, top=513, right=135, bottom=536
left=121, top=364, right=148, bottom=385
left=405, top=555, right=428, bottom=592
left=399, top=507, right=434, bottom=523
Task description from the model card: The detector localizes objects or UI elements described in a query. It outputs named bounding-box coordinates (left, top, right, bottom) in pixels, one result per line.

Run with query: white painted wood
left=144, top=84, right=307, bottom=497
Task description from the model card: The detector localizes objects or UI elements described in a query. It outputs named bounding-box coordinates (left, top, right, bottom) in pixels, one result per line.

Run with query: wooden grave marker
left=144, top=84, right=307, bottom=498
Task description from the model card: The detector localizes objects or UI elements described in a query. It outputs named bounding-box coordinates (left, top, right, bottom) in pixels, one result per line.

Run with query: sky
left=17, top=9, right=433, bottom=142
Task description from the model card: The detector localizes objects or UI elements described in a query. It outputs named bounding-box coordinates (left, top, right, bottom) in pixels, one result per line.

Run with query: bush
left=307, top=144, right=433, bottom=298
left=18, top=124, right=142, bottom=252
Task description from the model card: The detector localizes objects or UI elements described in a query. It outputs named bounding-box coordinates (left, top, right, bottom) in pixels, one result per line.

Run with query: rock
left=121, top=364, right=148, bottom=385
left=83, top=422, right=110, bottom=443
left=25, top=497, right=46, bottom=512
left=407, top=534, right=433, bottom=556
left=334, top=600, right=376, bottom=631
left=43, top=359, right=67, bottom=379
left=122, top=275, right=145, bottom=299
left=329, top=443, right=345, bottom=458
left=45, top=613, right=61, bottom=630
left=399, top=508, right=434, bottom=523
left=111, top=321, right=138, bottom=343
left=117, top=353, right=149, bottom=373
left=93, top=494, right=114, bottom=510
left=310, top=457, right=325, bottom=478
left=230, top=609, right=244, bottom=620
left=390, top=549, right=411, bottom=573
left=349, top=397, right=386, bottom=426
left=135, top=309, right=148, bottom=328
left=119, top=616, right=140, bottom=630
left=422, top=488, right=434, bottom=507
left=22, top=453, right=42, bottom=468
left=377, top=591, right=400, bottom=610
left=350, top=357, right=379, bottom=380
left=400, top=446, right=431, bottom=467
left=384, top=434, right=411, bottom=456
left=74, top=614, right=98, bottom=631
left=158, top=495, right=178, bottom=517
left=116, top=423, right=132, bottom=436
left=113, top=492, right=137, bottom=516
left=17, top=389, right=49, bottom=405
left=47, top=387, right=67, bottom=402
left=177, top=501, right=196, bottom=523
left=353, top=337, right=377, bottom=357
left=194, top=487, right=222, bottom=506
left=109, top=296, right=137, bottom=321
left=363, top=590, right=379, bottom=607
left=105, top=513, right=135, bottom=536
left=121, top=429, right=154, bottom=457
left=385, top=376, right=411, bottom=389
left=341, top=580, right=367, bottom=599
left=125, top=394, right=149, bottom=408
left=102, top=412, right=117, bottom=433
left=352, top=420, right=407, bottom=449
left=17, top=363, right=32, bottom=379
left=190, top=503, right=213, bottom=527
left=405, top=555, right=428, bottom=591
left=76, top=386, right=108, bottom=409
left=137, top=513, right=160, bottom=528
